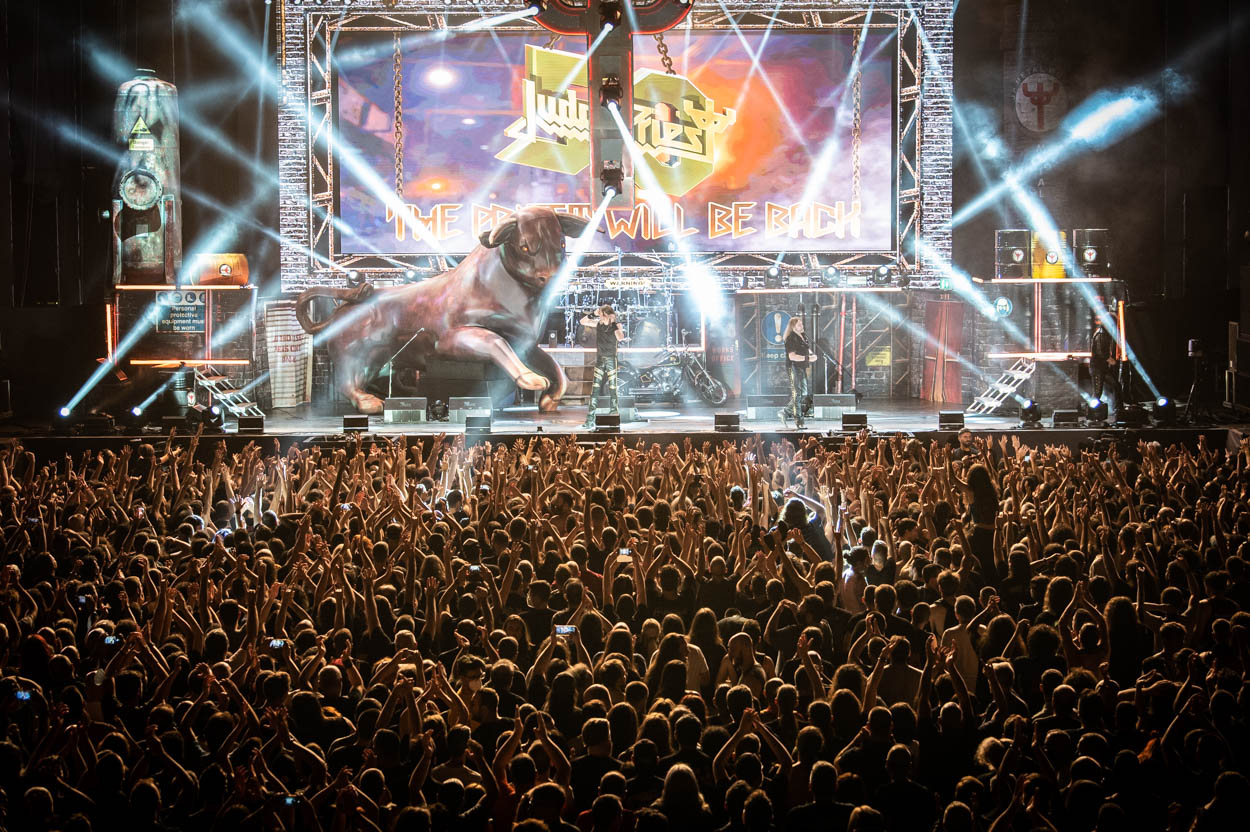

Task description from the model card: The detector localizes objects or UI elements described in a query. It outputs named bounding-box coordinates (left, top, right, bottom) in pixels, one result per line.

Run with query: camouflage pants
left=588, top=357, right=619, bottom=415
left=784, top=363, right=809, bottom=419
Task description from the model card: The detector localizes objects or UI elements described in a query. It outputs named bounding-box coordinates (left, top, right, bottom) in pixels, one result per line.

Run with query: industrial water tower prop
left=111, top=69, right=183, bottom=285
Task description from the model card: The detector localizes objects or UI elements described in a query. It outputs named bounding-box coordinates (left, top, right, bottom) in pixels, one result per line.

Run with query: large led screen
left=335, top=27, right=896, bottom=254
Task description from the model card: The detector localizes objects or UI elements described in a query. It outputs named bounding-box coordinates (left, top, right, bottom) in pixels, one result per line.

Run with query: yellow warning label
left=865, top=347, right=892, bottom=367
left=130, top=116, right=151, bottom=135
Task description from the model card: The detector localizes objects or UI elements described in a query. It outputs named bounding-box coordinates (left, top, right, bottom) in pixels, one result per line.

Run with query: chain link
left=545, top=32, right=560, bottom=50
left=393, top=33, right=406, bottom=199
left=654, top=33, right=675, bottom=75
left=851, top=32, right=862, bottom=208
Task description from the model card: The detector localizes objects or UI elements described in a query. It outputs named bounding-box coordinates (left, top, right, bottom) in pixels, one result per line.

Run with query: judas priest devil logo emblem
left=496, top=45, right=736, bottom=196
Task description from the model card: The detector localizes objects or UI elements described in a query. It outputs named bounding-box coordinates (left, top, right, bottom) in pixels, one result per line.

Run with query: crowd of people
left=1, top=425, right=1248, bottom=832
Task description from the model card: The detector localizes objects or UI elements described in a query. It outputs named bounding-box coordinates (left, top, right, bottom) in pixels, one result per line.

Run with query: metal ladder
left=194, top=365, right=263, bottom=418
left=967, top=358, right=1035, bottom=415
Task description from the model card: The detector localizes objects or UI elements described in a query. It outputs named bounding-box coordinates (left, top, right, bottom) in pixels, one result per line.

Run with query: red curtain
left=921, top=300, right=964, bottom=403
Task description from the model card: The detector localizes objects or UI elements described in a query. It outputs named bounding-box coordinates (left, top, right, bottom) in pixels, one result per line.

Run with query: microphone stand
left=386, top=328, right=426, bottom=400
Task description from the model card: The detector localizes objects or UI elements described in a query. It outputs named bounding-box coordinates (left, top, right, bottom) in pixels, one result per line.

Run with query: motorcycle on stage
left=618, top=334, right=727, bottom=406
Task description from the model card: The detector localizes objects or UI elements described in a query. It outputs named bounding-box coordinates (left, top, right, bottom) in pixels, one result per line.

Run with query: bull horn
left=556, top=212, right=591, bottom=238
left=480, top=216, right=518, bottom=248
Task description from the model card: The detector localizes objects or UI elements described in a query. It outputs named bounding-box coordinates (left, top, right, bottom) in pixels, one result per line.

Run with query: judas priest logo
left=497, top=45, right=736, bottom=196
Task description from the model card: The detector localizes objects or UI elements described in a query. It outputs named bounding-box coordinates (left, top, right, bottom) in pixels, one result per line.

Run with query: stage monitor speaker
left=238, top=415, right=265, bottom=434
left=187, top=404, right=224, bottom=432
left=465, top=415, right=492, bottom=434
left=714, top=413, right=740, bottom=432
left=594, top=413, right=621, bottom=432
left=1072, top=229, right=1110, bottom=278
left=450, top=396, right=493, bottom=423
left=1052, top=409, right=1080, bottom=427
left=383, top=397, right=428, bottom=424
left=342, top=415, right=370, bottom=433
left=995, top=229, right=1032, bottom=279
left=937, top=411, right=964, bottom=430
left=841, top=412, right=868, bottom=431
left=82, top=414, right=117, bottom=435
left=1116, top=404, right=1148, bottom=427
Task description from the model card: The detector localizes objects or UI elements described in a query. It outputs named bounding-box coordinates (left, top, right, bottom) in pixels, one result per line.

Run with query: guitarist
left=1090, top=317, right=1116, bottom=403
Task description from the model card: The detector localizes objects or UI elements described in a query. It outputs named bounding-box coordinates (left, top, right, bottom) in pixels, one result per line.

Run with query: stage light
left=665, top=240, right=678, bottom=252
left=404, top=269, right=417, bottom=282
left=600, top=160, right=624, bottom=196
left=1085, top=397, right=1108, bottom=424
left=599, top=0, right=622, bottom=28
left=599, top=74, right=624, bottom=109
left=59, top=406, right=71, bottom=417
left=1083, top=247, right=1098, bottom=263
left=872, top=265, right=892, bottom=286
left=821, top=266, right=841, bottom=286
left=1153, top=396, right=1176, bottom=425
left=1019, top=399, right=1042, bottom=425
left=424, top=66, right=457, bottom=89
left=767, top=266, right=780, bottom=278
left=131, top=406, right=142, bottom=417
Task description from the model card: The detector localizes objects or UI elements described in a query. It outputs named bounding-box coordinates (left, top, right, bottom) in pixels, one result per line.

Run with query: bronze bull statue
left=295, top=206, right=587, bottom=415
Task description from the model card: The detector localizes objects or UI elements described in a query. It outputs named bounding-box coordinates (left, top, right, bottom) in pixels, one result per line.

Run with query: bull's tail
left=294, top=284, right=376, bottom=335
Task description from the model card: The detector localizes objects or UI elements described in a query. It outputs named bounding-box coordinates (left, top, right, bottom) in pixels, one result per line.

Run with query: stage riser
left=744, top=393, right=858, bottom=422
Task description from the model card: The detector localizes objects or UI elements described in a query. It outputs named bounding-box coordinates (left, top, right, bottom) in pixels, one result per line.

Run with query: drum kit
left=558, top=287, right=677, bottom=349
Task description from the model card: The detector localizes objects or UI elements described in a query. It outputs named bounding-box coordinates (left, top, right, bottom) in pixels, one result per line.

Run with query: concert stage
left=6, top=400, right=1231, bottom=459
left=17, top=1, right=1233, bottom=455
left=261, top=398, right=1017, bottom=437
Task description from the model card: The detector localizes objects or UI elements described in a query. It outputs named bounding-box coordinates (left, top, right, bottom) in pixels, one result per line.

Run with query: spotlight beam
left=556, top=23, right=613, bottom=95
left=853, top=290, right=1030, bottom=406
left=772, top=8, right=886, bottom=263
left=458, top=7, right=540, bottom=33
left=730, top=0, right=785, bottom=115
left=716, top=0, right=810, bottom=156
left=183, top=7, right=449, bottom=255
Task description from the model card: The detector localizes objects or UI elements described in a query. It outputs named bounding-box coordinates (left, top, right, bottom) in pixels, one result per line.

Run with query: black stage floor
left=3, top=399, right=1237, bottom=455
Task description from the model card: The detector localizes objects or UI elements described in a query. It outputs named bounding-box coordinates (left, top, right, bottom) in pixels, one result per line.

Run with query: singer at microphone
left=779, top=316, right=817, bottom=429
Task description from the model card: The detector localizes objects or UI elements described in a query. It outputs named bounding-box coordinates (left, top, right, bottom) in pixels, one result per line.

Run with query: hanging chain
left=851, top=31, right=863, bottom=208
left=654, top=33, right=675, bottom=75
left=544, top=32, right=560, bottom=50
left=392, top=32, right=406, bottom=199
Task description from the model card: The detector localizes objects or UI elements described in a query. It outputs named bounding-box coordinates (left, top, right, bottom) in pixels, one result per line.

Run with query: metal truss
left=279, top=1, right=953, bottom=293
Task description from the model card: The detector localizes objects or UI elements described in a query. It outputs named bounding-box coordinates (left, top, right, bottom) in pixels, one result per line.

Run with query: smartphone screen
left=555, top=625, right=576, bottom=636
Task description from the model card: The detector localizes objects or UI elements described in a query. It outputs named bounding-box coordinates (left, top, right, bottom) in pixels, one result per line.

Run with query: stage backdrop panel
left=279, top=3, right=954, bottom=293
left=334, top=28, right=896, bottom=256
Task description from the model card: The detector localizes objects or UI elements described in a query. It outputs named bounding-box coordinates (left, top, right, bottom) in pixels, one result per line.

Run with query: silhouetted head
left=479, top=206, right=589, bottom=290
